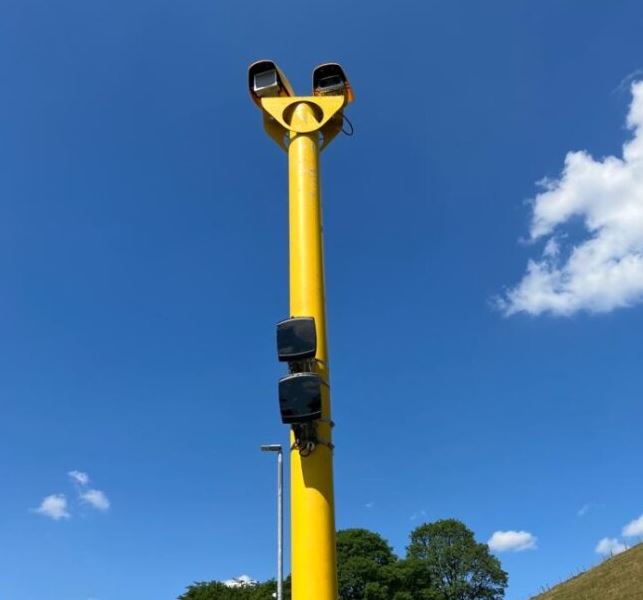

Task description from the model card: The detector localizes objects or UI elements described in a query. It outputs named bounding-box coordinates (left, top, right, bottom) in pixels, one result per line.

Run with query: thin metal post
left=261, top=444, right=284, bottom=600
left=277, top=448, right=283, bottom=600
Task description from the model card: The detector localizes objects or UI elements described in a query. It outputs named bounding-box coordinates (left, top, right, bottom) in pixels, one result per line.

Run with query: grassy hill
left=532, top=543, right=643, bottom=600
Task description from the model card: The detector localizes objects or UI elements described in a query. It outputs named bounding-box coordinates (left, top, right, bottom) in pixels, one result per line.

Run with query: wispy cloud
left=410, top=509, right=427, bottom=521
left=614, top=70, right=643, bottom=95
left=365, top=501, right=374, bottom=509
left=80, top=489, right=110, bottom=511
left=487, top=530, right=537, bottom=552
left=33, top=471, right=111, bottom=520
left=592, top=513, right=642, bottom=556
left=34, top=494, right=70, bottom=521
left=577, top=504, right=591, bottom=517
left=499, top=81, right=643, bottom=316
left=68, top=470, right=90, bottom=486
left=622, top=514, right=643, bottom=537
left=595, top=537, right=627, bottom=556
left=68, top=470, right=111, bottom=512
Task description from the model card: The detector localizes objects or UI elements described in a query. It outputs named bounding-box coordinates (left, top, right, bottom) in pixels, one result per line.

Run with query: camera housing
left=278, top=372, right=324, bottom=424
left=276, top=317, right=317, bottom=362
left=312, top=63, right=354, bottom=103
left=248, top=60, right=295, bottom=107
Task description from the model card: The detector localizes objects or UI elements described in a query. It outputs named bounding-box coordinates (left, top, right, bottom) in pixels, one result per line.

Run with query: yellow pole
left=288, top=102, right=337, bottom=600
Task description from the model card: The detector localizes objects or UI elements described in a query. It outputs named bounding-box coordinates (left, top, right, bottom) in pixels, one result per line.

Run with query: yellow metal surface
left=261, top=96, right=345, bottom=133
left=288, top=102, right=337, bottom=600
left=260, top=96, right=345, bottom=152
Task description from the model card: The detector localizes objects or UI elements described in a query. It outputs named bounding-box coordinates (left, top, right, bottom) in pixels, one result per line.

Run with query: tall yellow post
left=249, top=59, right=351, bottom=599
left=288, top=102, right=337, bottom=600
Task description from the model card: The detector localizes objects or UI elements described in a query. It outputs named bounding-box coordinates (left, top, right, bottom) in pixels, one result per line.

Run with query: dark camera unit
left=248, top=60, right=294, bottom=107
left=312, top=63, right=353, bottom=102
left=276, top=317, right=317, bottom=362
left=278, top=372, right=323, bottom=424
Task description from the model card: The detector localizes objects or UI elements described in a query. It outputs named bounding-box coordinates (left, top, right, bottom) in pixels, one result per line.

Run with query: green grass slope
left=532, top=543, right=643, bottom=600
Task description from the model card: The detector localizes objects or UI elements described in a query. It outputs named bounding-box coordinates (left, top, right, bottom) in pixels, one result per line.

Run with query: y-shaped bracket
left=259, top=96, right=346, bottom=152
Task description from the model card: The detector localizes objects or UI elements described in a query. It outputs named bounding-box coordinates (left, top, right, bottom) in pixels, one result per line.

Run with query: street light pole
left=261, top=444, right=283, bottom=600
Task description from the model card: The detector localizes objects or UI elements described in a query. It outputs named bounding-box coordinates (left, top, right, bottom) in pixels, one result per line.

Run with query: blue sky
left=2, top=1, right=643, bottom=599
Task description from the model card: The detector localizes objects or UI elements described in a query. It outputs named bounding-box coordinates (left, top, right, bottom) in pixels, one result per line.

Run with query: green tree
left=336, top=528, right=397, bottom=600
left=178, top=579, right=282, bottom=600
left=179, top=521, right=506, bottom=600
left=383, top=558, right=439, bottom=599
left=406, top=519, right=507, bottom=600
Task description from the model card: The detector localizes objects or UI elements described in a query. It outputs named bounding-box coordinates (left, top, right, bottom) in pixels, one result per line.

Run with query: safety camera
left=312, top=63, right=354, bottom=103
left=276, top=317, right=317, bottom=362
left=248, top=60, right=294, bottom=106
left=278, top=372, right=323, bottom=424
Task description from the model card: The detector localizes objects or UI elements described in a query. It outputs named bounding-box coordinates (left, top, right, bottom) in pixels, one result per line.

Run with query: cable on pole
left=341, top=114, right=354, bottom=136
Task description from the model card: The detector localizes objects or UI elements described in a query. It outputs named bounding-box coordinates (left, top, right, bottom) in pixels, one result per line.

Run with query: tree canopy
left=406, top=519, right=507, bottom=600
left=179, top=579, right=282, bottom=600
left=336, top=529, right=396, bottom=600
left=178, top=519, right=507, bottom=600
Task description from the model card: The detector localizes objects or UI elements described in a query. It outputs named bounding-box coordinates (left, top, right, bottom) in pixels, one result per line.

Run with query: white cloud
left=595, top=537, right=627, bottom=556
left=34, top=494, right=70, bottom=520
left=622, top=514, right=643, bottom=537
left=487, top=530, right=537, bottom=552
left=223, top=575, right=256, bottom=587
left=68, top=470, right=90, bottom=486
left=577, top=504, right=591, bottom=517
left=365, top=501, right=374, bottom=509
left=80, top=489, right=110, bottom=511
left=500, top=81, right=643, bottom=316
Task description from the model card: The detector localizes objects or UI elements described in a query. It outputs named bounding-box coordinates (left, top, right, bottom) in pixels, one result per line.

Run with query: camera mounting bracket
left=259, top=96, right=345, bottom=152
